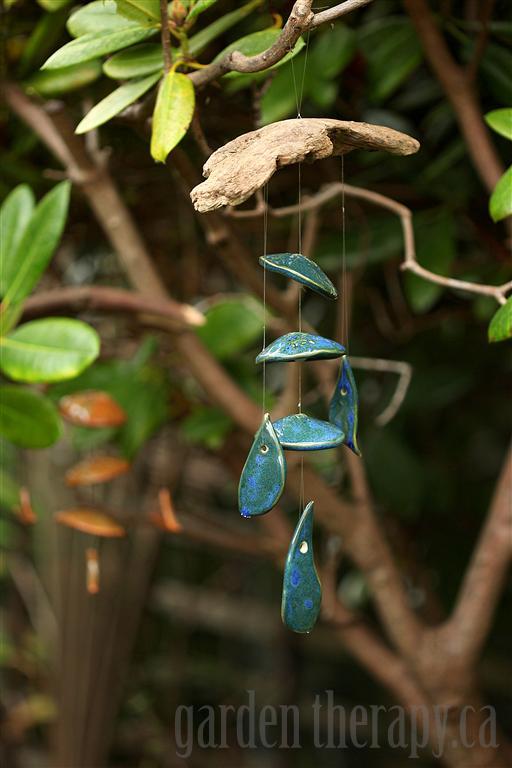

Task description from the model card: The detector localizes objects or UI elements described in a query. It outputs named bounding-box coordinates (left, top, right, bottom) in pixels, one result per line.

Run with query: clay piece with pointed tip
left=55, top=508, right=126, bottom=538
left=190, top=118, right=420, bottom=212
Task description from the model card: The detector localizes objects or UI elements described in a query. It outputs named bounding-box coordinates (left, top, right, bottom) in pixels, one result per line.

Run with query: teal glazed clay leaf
left=238, top=413, right=286, bottom=518
left=273, top=413, right=345, bottom=451
left=256, top=332, right=345, bottom=363
left=259, top=253, right=338, bottom=299
left=329, top=355, right=361, bottom=456
left=281, top=501, right=322, bottom=633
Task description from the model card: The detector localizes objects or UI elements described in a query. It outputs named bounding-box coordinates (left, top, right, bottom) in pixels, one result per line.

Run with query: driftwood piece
left=190, top=118, right=420, bottom=212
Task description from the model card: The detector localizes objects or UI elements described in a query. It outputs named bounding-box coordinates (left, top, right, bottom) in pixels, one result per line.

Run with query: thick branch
left=403, top=0, right=503, bottom=192
left=446, top=441, right=512, bottom=668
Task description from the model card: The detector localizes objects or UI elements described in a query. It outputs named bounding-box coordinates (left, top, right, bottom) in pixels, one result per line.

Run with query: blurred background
left=1, top=1, right=511, bottom=766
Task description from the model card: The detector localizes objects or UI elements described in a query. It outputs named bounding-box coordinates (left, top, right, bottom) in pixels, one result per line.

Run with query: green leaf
left=68, top=0, right=139, bottom=37
left=0, top=386, right=62, bottom=448
left=114, top=0, right=160, bottom=26
left=42, top=27, right=156, bottom=69
left=187, top=0, right=218, bottom=23
left=2, top=182, right=70, bottom=308
left=18, top=6, right=70, bottom=76
left=359, top=18, right=422, bottom=102
left=188, top=0, right=262, bottom=57
left=0, top=469, right=20, bottom=512
left=37, top=0, right=71, bottom=10
left=150, top=70, right=195, bottom=163
left=485, top=108, right=512, bottom=140
left=103, top=43, right=163, bottom=78
left=182, top=406, right=232, bottom=449
left=76, top=72, right=161, bottom=133
left=308, top=24, right=356, bottom=80
left=489, top=166, right=512, bottom=222
left=0, top=318, right=100, bottom=383
left=196, top=296, right=264, bottom=360
left=488, top=296, right=512, bottom=342
left=26, top=60, right=103, bottom=97
left=404, top=210, right=456, bottom=313
left=0, top=185, right=35, bottom=297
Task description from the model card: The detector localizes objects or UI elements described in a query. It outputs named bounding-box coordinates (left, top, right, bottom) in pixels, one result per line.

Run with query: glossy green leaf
left=42, top=27, right=156, bottom=69
left=115, top=0, right=160, bottom=26
left=103, top=43, right=163, bottom=78
left=188, top=0, right=262, bottom=57
left=485, top=108, right=512, bottom=140
left=26, top=60, right=102, bottom=97
left=0, top=185, right=35, bottom=297
left=490, top=166, right=512, bottom=222
left=0, top=386, right=62, bottom=448
left=2, top=182, right=70, bottom=308
left=359, top=18, right=422, bottom=102
left=187, top=0, right=218, bottom=23
left=76, top=72, right=161, bottom=133
left=67, top=0, right=139, bottom=37
left=0, top=318, right=100, bottom=383
left=150, top=70, right=195, bottom=163
left=488, top=296, right=512, bottom=342
left=197, top=296, right=265, bottom=360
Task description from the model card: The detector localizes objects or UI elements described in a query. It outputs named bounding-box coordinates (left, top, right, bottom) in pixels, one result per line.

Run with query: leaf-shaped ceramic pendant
left=329, top=355, right=361, bottom=456
left=238, top=413, right=286, bottom=518
left=281, top=501, right=321, bottom=633
left=273, top=413, right=345, bottom=450
left=259, top=253, right=338, bottom=299
left=256, top=332, right=345, bottom=364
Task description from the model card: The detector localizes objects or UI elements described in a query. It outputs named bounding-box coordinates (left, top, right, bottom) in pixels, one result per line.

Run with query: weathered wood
left=191, top=118, right=420, bottom=212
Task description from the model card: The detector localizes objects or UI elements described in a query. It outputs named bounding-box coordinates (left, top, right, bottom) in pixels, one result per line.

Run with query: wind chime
left=238, top=180, right=360, bottom=634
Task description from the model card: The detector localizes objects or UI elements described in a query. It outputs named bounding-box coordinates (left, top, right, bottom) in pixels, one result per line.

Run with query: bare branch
left=311, top=0, right=375, bottom=27
left=160, top=0, right=172, bottom=73
left=22, top=285, right=205, bottom=328
left=351, top=357, right=413, bottom=426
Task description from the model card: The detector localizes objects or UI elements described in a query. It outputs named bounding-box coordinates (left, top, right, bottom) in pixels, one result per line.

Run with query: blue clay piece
left=238, top=413, right=286, bottom=518
left=256, top=332, right=345, bottom=364
left=281, top=501, right=321, bottom=633
left=273, top=413, right=345, bottom=451
left=329, top=355, right=361, bottom=456
left=259, top=253, right=338, bottom=299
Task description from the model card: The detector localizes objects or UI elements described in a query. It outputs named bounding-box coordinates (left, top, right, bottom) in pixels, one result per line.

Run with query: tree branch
left=403, top=0, right=504, bottom=193
left=21, top=285, right=205, bottom=328
left=446, top=441, right=512, bottom=668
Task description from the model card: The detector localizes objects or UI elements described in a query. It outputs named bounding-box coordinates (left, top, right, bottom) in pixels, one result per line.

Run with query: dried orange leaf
left=59, top=390, right=127, bottom=428
left=16, top=487, right=37, bottom=525
left=86, top=547, right=100, bottom=594
left=55, top=507, right=126, bottom=537
left=65, top=455, right=130, bottom=487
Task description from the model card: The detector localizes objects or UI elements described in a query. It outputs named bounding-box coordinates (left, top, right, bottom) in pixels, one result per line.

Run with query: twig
left=227, top=181, right=512, bottom=305
left=350, top=356, right=413, bottom=426
left=22, top=285, right=205, bottom=328
left=189, top=0, right=375, bottom=88
left=160, top=0, right=172, bottom=73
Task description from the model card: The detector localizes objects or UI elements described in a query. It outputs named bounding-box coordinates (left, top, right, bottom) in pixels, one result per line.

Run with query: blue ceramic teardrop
left=329, top=355, right=361, bottom=456
left=256, top=332, right=345, bottom=364
left=239, top=413, right=286, bottom=518
left=281, top=501, right=321, bottom=633
left=273, top=413, right=345, bottom=451
left=259, top=253, right=338, bottom=299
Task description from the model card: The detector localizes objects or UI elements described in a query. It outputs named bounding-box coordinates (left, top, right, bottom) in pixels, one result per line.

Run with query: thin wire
left=291, top=33, right=311, bottom=516
left=262, top=183, right=268, bottom=415
left=341, top=155, right=348, bottom=351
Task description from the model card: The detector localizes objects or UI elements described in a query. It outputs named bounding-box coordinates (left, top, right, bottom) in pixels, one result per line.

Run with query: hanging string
left=341, top=155, right=348, bottom=351
left=291, top=33, right=311, bottom=517
left=262, top=183, right=268, bottom=416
